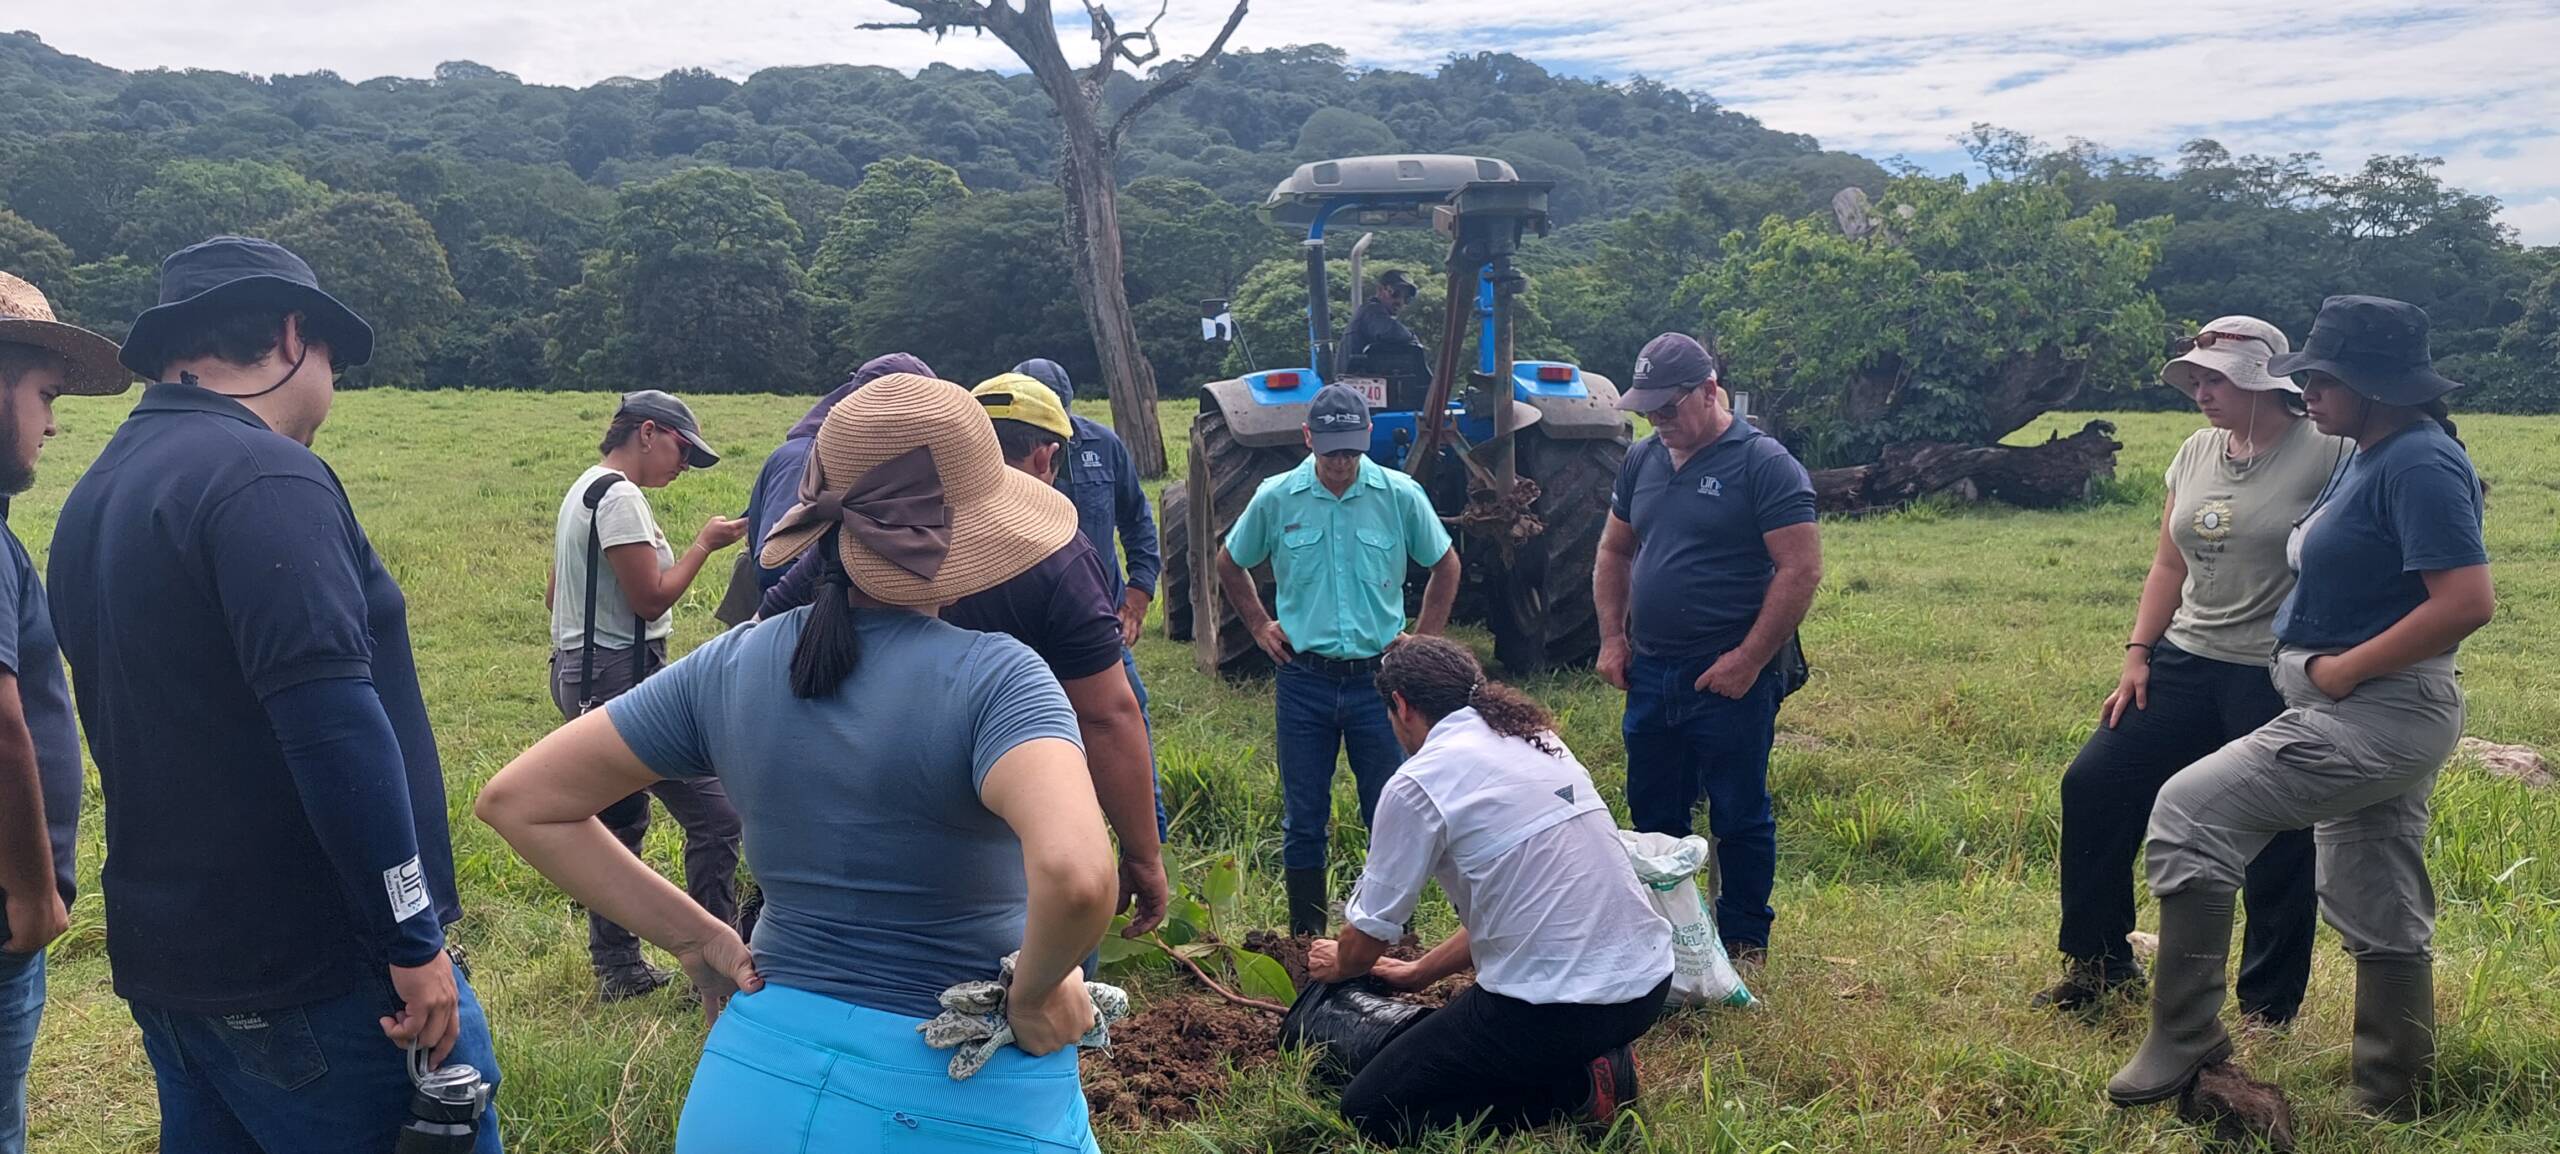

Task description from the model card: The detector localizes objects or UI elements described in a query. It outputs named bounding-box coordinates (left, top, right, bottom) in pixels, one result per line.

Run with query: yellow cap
left=971, top=373, right=1074, bottom=439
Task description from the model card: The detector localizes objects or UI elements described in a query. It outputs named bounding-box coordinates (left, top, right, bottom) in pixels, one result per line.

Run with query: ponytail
left=2418, top=398, right=2463, bottom=449
left=788, top=529, right=865, bottom=699
left=1376, top=635, right=1563, bottom=756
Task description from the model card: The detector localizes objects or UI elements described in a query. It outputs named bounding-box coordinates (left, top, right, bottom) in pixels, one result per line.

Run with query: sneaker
left=1574, top=1045, right=1640, bottom=1127
left=596, top=962, right=674, bottom=1002
left=2031, top=957, right=2144, bottom=1015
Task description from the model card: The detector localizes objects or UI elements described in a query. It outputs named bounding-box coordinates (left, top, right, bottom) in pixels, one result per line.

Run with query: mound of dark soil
left=1081, top=994, right=1277, bottom=1127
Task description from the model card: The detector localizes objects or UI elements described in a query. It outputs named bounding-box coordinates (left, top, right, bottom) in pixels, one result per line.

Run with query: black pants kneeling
left=1339, top=975, right=1671, bottom=1146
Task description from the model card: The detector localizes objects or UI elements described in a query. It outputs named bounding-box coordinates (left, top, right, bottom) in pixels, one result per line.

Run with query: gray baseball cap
left=618, top=389, right=719, bottom=468
left=1616, top=332, right=1719, bottom=413
left=1306, top=383, right=1374, bottom=454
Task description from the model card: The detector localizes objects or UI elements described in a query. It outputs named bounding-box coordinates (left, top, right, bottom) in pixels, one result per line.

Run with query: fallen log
left=1809, top=419, right=2123, bottom=515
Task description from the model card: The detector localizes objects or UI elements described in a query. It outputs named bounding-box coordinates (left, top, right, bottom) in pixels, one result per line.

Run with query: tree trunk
left=1809, top=419, right=2122, bottom=514
left=1057, top=124, right=1170, bottom=476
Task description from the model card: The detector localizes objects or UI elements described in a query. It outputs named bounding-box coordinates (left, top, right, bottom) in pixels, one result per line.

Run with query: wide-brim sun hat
left=2161, top=314, right=2293, bottom=399
left=118, top=236, right=375, bottom=379
left=758, top=373, right=1076, bottom=608
left=0, top=271, right=131, bottom=396
left=2264, top=294, right=2463, bottom=407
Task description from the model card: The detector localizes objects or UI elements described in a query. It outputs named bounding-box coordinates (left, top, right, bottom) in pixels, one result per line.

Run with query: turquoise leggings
left=677, top=984, right=1101, bottom=1153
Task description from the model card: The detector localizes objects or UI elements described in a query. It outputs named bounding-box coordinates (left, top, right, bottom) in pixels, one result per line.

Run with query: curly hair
left=1375, top=634, right=1562, bottom=756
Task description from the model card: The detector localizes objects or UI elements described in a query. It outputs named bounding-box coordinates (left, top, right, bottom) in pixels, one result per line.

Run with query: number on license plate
left=1344, top=378, right=1388, bottom=407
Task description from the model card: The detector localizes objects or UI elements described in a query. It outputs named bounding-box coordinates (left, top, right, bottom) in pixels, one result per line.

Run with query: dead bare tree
left=862, top=0, right=1251, bottom=476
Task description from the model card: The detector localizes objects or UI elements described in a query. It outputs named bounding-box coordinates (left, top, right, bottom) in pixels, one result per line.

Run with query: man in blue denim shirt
left=1015, top=359, right=1166, bottom=838
left=1595, top=334, right=1820, bottom=971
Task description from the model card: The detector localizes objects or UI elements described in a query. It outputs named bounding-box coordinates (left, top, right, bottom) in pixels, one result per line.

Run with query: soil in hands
left=1081, top=929, right=1471, bottom=1126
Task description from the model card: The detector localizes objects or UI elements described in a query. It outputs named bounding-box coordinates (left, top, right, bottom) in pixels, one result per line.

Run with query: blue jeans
left=1623, top=651, right=1782, bottom=947
left=1275, top=658, right=1405, bottom=872
left=1123, top=647, right=1169, bottom=842
left=130, top=971, right=503, bottom=1154
left=679, top=983, right=1098, bottom=1153
left=0, top=950, right=43, bottom=1154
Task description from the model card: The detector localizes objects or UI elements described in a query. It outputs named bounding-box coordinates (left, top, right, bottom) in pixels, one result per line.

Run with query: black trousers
left=1339, top=976, right=1671, bottom=1146
left=2057, top=641, right=2317, bottom=1021
left=553, top=640, right=745, bottom=971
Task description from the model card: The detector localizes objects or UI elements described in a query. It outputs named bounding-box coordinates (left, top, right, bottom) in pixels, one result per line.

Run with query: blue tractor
left=1158, top=155, right=1631, bottom=678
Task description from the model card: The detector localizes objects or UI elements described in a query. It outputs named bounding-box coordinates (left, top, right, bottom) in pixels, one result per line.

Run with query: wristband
left=2125, top=642, right=2154, bottom=654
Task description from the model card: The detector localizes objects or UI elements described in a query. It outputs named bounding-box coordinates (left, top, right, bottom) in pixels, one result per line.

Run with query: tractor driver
left=1338, top=270, right=1423, bottom=378
left=1215, top=384, right=1461, bottom=935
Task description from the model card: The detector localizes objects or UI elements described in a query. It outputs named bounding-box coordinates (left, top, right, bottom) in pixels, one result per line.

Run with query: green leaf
left=1202, top=854, right=1242, bottom=915
left=1167, top=893, right=1211, bottom=938
left=1231, top=947, right=1297, bottom=1006
left=1157, top=916, right=1204, bottom=947
left=1096, top=932, right=1158, bottom=970
left=1173, top=942, right=1221, bottom=961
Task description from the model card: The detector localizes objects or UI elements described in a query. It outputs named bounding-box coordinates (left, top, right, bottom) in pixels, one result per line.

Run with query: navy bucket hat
left=2264, top=295, right=2462, bottom=407
left=119, top=236, right=375, bottom=379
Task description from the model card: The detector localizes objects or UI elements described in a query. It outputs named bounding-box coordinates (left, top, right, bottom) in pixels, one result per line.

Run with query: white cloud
left=20, top=0, right=2560, bottom=240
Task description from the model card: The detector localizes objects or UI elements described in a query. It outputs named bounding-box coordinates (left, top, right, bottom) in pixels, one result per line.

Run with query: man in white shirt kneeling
left=1308, top=635, right=1676, bottom=1145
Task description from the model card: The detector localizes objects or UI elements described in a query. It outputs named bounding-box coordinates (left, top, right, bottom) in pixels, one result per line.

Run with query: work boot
left=596, top=961, right=674, bottom=1003
left=2351, top=957, right=2435, bottom=1119
left=2108, top=889, right=2236, bottom=1106
left=1573, top=1044, right=1639, bottom=1128
left=1286, top=868, right=1330, bottom=937
left=2032, top=956, right=2145, bottom=1016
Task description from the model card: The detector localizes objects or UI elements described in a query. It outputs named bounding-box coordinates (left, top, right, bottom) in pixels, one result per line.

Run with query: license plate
left=1342, top=377, right=1389, bottom=408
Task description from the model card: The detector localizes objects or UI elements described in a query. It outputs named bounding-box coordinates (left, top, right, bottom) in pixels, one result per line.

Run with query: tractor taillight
left=1536, top=365, right=1575, bottom=382
left=1265, top=371, right=1303, bottom=389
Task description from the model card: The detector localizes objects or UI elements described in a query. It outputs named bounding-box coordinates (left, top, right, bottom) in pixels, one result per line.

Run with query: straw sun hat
left=2160, top=315, right=2293, bottom=400
left=0, top=271, right=131, bottom=396
left=759, top=373, right=1075, bottom=608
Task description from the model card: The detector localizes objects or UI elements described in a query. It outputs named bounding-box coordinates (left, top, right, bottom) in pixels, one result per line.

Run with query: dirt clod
left=1081, top=994, right=1277, bottom=1127
left=2178, top=1062, right=2297, bottom=1152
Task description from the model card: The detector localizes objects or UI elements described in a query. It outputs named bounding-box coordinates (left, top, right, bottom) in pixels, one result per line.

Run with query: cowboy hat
left=759, top=373, right=1075, bottom=608
left=2265, top=295, right=2462, bottom=407
left=2161, top=315, right=2294, bottom=399
left=119, top=236, right=374, bottom=379
left=0, top=271, right=131, bottom=396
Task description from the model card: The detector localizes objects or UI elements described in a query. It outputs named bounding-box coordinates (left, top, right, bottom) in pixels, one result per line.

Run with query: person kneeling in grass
left=1307, top=635, right=1674, bottom=1145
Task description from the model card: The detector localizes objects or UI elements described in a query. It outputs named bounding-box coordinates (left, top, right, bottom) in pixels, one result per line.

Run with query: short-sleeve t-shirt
left=552, top=464, right=673, bottom=650
left=49, top=384, right=461, bottom=1013
left=2276, top=419, right=2487, bottom=652
left=1223, top=455, right=1453, bottom=661
left=0, top=518, right=80, bottom=944
left=943, top=535, right=1126, bottom=682
left=606, top=607, right=1082, bottom=1019
left=1610, top=419, right=1817, bottom=661
left=2159, top=419, right=2351, bottom=666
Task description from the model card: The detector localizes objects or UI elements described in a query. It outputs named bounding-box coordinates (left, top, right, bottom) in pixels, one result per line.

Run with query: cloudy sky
left=23, top=0, right=2560, bottom=241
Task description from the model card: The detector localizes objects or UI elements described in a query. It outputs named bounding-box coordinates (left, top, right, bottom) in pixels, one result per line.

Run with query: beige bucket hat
left=758, top=373, right=1075, bottom=608
left=0, top=271, right=132, bottom=396
left=2161, top=315, right=2293, bottom=399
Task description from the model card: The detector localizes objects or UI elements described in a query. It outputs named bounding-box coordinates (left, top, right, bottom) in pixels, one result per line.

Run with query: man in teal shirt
left=1216, top=385, right=1461, bottom=933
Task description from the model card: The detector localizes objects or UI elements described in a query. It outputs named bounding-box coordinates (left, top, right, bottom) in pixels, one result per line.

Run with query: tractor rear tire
left=1490, top=424, right=1628, bottom=676
left=1188, top=406, right=1305, bottom=680
left=1159, top=481, right=1193, bottom=642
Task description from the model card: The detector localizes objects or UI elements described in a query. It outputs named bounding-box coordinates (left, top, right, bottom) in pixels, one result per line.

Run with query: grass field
left=13, top=393, right=2558, bottom=1152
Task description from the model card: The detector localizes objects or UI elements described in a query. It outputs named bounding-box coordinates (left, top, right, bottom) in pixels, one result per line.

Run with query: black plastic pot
left=1275, top=977, right=1436, bottom=1084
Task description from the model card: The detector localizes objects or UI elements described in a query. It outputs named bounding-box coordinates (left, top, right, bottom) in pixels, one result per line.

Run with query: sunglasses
left=2173, top=330, right=2270, bottom=356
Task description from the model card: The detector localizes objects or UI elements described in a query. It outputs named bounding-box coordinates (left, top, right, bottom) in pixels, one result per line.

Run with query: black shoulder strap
left=577, top=471, right=632, bottom=712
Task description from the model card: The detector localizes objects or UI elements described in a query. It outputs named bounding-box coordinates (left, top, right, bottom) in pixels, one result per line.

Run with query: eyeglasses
left=2174, top=330, right=2270, bottom=355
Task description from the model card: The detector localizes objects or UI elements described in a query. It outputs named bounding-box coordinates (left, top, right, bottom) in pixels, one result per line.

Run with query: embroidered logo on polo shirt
left=1081, top=450, right=1103, bottom=469
left=384, top=855, right=431, bottom=923
left=1696, top=476, right=1723, bottom=498
left=1554, top=785, right=1576, bottom=803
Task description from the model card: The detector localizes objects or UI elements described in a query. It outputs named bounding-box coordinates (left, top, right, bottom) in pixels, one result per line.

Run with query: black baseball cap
left=618, top=389, right=719, bottom=468
left=1616, top=332, right=1719, bottom=413
left=1377, top=270, right=1418, bottom=299
left=1307, top=383, right=1374, bottom=454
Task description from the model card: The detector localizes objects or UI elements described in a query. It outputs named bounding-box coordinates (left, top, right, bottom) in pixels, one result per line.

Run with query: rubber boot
left=2108, top=889, right=2236, bottom=1106
left=1286, top=867, right=1330, bottom=937
left=2351, top=958, right=2435, bottom=1119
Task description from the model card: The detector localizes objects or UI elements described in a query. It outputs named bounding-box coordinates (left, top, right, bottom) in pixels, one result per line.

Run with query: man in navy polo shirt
left=1595, top=332, right=1821, bottom=969
left=48, top=238, right=501, bottom=1153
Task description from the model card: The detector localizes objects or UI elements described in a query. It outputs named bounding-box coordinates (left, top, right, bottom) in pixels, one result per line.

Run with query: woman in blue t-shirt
left=2108, top=297, right=2493, bottom=1134
left=481, top=374, right=1119, bottom=1153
